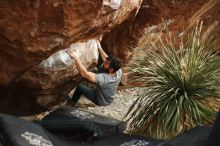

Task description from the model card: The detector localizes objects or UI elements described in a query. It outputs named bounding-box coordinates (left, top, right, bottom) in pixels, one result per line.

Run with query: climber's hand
left=66, top=49, right=78, bottom=60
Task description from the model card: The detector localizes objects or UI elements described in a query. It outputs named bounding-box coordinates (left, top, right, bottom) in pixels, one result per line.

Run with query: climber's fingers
left=66, top=49, right=78, bottom=59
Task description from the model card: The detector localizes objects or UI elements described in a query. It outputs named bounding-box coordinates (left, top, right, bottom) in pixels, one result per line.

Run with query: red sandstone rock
left=18, top=39, right=99, bottom=106
left=102, top=0, right=207, bottom=64
left=0, top=39, right=101, bottom=115
left=0, top=0, right=142, bottom=86
left=0, top=0, right=142, bottom=115
left=104, top=0, right=220, bottom=86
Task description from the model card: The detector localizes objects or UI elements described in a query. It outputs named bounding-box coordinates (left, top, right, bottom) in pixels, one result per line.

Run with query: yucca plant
left=125, top=24, right=220, bottom=139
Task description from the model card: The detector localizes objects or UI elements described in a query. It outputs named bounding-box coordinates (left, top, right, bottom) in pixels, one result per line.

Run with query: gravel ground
left=76, top=87, right=143, bottom=121
left=21, top=87, right=144, bottom=122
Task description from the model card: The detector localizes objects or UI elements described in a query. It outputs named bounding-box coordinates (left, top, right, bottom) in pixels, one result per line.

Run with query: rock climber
left=66, top=40, right=122, bottom=106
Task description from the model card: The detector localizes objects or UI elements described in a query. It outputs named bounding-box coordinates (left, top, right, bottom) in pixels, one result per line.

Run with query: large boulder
left=0, top=0, right=142, bottom=86
left=0, top=0, right=142, bottom=115
left=0, top=39, right=99, bottom=115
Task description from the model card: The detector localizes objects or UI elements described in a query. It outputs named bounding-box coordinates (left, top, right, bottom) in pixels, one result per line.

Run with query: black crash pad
left=0, top=112, right=167, bottom=146
left=39, top=106, right=126, bottom=139
left=160, top=126, right=211, bottom=146
left=207, top=111, right=220, bottom=146
left=91, top=134, right=165, bottom=146
left=0, top=137, right=3, bottom=146
left=0, top=113, right=164, bottom=146
left=0, top=113, right=82, bottom=146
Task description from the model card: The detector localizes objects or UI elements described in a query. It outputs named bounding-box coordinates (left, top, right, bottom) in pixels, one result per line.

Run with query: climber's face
left=103, top=60, right=110, bottom=73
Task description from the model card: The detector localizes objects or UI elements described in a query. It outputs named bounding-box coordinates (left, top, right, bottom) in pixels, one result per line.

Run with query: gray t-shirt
left=95, top=68, right=122, bottom=106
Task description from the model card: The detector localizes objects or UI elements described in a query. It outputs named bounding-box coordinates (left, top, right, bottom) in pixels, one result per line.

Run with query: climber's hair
left=106, top=55, right=122, bottom=73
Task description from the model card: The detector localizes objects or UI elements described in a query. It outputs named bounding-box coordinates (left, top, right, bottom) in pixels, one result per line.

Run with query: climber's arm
left=97, top=40, right=108, bottom=62
left=66, top=50, right=96, bottom=83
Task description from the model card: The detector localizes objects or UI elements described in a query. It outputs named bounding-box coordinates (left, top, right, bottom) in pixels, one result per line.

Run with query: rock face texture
left=0, top=0, right=142, bottom=115
left=101, top=0, right=208, bottom=64
left=0, top=0, right=142, bottom=86
left=0, top=39, right=100, bottom=115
